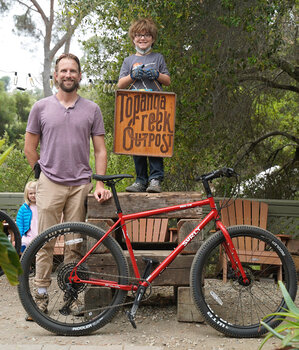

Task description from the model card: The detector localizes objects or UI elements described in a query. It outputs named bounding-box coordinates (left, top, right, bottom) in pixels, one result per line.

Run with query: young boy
left=118, top=18, right=171, bottom=193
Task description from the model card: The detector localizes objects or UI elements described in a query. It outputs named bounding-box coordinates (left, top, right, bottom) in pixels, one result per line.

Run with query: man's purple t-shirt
left=26, top=95, right=105, bottom=186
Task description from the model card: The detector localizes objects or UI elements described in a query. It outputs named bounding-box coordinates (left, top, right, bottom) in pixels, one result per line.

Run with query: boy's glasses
left=135, top=33, right=152, bottom=39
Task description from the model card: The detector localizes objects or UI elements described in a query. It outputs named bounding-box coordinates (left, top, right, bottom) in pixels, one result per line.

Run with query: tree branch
left=239, top=76, right=299, bottom=93
left=235, top=131, right=299, bottom=167
left=16, top=0, right=38, bottom=13
left=272, top=57, right=299, bottom=83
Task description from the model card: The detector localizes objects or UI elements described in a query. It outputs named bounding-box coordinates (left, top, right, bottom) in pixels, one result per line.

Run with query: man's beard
left=59, top=79, right=80, bottom=92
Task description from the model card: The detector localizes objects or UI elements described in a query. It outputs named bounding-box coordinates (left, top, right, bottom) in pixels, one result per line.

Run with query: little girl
left=16, top=181, right=38, bottom=253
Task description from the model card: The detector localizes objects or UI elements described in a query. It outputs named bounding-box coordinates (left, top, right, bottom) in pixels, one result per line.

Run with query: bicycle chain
left=63, top=269, right=153, bottom=313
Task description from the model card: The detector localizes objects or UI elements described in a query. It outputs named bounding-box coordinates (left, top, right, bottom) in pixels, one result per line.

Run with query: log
left=177, top=287, right=204, bottom=323
left=177, top=219, right=204, bottom=254
left=87, top=192, right=203, bottom=219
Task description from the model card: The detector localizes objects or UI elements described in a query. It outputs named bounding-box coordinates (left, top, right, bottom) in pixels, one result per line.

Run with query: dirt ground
left=0, top=277, right=288, bottom=350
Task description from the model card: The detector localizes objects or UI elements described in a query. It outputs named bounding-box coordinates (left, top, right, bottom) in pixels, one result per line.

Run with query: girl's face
left=133, top=32, right=154, bottom=52
left=28, top=189, right=36, bottom=203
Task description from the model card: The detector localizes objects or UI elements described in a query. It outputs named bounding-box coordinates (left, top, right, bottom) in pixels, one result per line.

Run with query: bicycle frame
left=71, top=195, right=249, bottom=290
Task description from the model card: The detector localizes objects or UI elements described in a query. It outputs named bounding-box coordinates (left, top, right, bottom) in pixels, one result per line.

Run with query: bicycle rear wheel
left=190, top=225, right=297, bottom=338
left=18, top=222, right=129, bottom=335
left=0, top=210, right=21, bottom=276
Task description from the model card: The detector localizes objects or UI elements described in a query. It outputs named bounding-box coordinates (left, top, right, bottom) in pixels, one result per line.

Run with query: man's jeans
left=133, top=155, right=164, bottom=185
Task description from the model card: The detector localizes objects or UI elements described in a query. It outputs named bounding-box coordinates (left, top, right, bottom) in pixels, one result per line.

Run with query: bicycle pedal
left=126, top=310, right=137, bottom=329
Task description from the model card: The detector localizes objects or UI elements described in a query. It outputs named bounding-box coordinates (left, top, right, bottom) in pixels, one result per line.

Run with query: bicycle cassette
left=57, top=262, right=89, bottom=293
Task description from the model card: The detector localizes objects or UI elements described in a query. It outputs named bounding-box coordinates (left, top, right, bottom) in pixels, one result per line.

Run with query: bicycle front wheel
left=18, top=222, right=129, bottom=335
left=190, top=225, right=297, bottom=338
left=0, top=210, right=21, bottom=276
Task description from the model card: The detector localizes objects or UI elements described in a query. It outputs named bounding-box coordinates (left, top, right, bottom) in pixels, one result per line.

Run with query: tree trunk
left=43, top=55, right=53, bottom=97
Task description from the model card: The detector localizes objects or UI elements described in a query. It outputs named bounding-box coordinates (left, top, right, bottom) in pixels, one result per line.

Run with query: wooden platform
left=87, top=192, right=203, bottom=219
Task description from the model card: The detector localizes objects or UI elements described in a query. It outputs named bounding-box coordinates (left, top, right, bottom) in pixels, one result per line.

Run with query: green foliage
left=0, top=141, right=23, bottom=285
left=0, top=84, right=35, bottom=142
left=0, top=228, right=22, bottom=285
left=0, top=82, right=16, bottom=136
left=76, top=0, right=298, bottom=197
left=0, top=138, right=14, bottom=167
left=0, top=76, right=11, bottom=91
left=259, top=281, right=299, bottom=349
left=2, top=0, right=298, bottom=199
left=0, top=135, right=32, bottom=192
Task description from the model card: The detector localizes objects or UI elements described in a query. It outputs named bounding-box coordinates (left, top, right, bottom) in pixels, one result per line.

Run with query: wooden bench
left=220, top=199, right=287, bottom=282
left=126, top=218, right=170, bottom=243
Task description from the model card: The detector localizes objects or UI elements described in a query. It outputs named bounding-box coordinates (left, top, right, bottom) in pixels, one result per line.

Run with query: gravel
left=0, top=279, right=285, bottom=349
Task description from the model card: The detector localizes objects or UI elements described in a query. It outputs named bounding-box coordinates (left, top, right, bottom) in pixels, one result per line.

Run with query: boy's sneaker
left=146, top=179, right=161, bottom=193
left=126, top=182, right=146, bottom=192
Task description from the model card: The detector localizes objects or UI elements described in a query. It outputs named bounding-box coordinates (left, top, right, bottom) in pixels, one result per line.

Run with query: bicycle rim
left=0, top=210, right=21, bottom=276
left=190, top=225, right=297, bottom=338
left=18, top=222, right=129, bottom=335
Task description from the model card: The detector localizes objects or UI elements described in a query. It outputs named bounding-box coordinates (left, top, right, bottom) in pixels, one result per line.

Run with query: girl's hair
left=24, top=181, right=37, bottom=204
left=129, top=18, right=158, bottom=45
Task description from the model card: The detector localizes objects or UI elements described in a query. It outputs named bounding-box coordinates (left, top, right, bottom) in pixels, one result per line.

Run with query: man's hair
left=54, top=53, right=81, bottom=89
left=55, top=53, right=81, bottom=73
left=129, top=18, right=158, bottom=45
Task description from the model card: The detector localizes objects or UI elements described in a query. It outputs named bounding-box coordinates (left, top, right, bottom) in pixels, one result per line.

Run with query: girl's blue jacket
left=16, top=203, right=32, bottom=237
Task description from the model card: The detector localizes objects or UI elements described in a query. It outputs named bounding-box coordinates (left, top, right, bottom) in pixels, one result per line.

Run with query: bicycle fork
left=217, top=221, right=250, bottom=285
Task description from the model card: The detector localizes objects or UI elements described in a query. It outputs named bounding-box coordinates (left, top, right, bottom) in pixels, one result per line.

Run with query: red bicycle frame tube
left=72, top=196, right=249, bottom=288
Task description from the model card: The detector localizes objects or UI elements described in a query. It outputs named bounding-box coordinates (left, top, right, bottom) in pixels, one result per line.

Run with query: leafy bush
left=259, top=281, right=299, bottom=349
left=0, top=135, right=32, bottom=192
left=0, top=143, right=23, bottom=284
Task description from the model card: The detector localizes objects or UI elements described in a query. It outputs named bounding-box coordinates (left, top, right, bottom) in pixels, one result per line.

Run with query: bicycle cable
left=216, top=171, right=241, bottom=214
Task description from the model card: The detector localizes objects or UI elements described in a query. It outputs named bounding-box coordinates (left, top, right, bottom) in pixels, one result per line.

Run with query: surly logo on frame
left=114, top=90, right=176, bottom=157
left=182, top=227, right=201, bottom=246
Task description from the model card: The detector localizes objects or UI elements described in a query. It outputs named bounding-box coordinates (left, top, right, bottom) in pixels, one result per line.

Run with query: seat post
left=107, top=181, right=122, bottom=214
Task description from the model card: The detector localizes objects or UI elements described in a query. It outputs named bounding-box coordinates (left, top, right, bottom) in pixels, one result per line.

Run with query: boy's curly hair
left=129, top=18, right=158, bottom=45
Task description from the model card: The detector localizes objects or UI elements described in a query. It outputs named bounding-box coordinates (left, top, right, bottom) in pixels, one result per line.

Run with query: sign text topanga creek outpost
left=114, top=90, right=176, bottom=157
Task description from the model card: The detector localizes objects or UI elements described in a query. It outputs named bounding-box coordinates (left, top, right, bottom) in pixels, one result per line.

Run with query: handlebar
left=195, top=167, right=239, bottom=182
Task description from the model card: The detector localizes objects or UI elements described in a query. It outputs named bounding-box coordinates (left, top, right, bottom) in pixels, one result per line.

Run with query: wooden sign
left=113, top=90, right=176, bottom=157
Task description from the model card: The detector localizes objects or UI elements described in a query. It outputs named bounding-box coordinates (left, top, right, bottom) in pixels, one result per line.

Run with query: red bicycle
left=18, top=168, right=297, bottom=337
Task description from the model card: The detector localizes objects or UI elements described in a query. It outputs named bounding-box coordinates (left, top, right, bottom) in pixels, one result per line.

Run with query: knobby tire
left=190, top=225, right=297, bottom=338
left=18, top=222, right=129, bottom=335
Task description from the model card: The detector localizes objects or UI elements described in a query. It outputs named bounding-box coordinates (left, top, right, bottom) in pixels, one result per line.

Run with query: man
left=24, top=53, right=111, bottom=317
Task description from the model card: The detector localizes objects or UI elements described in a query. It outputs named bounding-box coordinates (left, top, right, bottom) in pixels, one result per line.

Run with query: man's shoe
left=126, top=182, right=146, bottom=192
left=34, top=291, right=49, bottom=313
left=146, top=179, right=161, bottom=193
